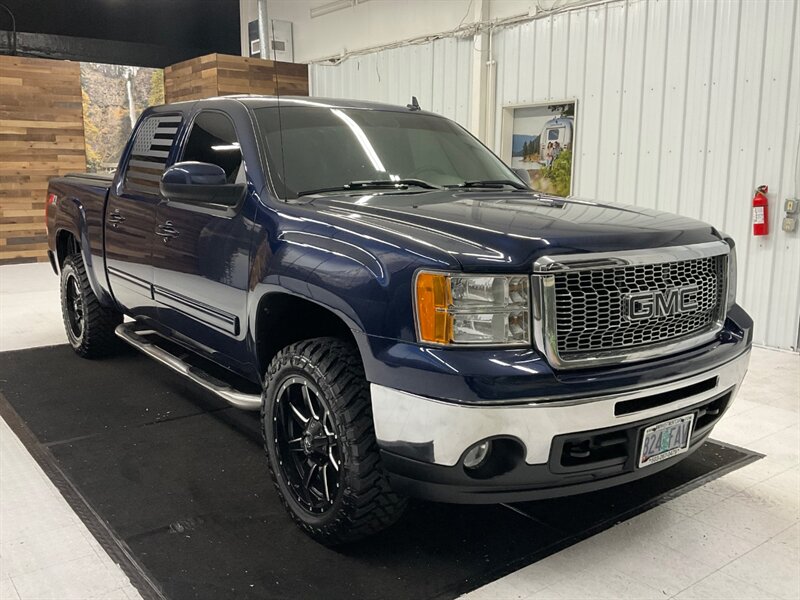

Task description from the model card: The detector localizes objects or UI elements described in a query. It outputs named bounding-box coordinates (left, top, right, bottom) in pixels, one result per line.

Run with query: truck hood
left=311, top=190, right=723, bottom=271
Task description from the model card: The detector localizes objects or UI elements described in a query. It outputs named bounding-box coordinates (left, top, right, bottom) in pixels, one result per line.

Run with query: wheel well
left=56, top=230, right=80, bottom=267
left=255, top=294, right=359, bottom=374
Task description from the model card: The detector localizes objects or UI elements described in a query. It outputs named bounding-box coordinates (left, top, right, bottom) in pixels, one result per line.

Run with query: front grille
left=552, top=255, right=726, bottom=358
left=530, top=245, right=732, bottom=370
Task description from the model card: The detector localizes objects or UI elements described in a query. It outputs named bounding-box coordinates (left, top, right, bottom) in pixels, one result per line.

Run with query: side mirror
left=160, top=161, right=245, bottom=206
left=513, top=168, right=531, bottom=187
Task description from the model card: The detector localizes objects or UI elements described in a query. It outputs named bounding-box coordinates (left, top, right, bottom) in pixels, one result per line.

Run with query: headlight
left=726, top=241, right=737, bottom=312
left=414, top=272, right=530, bottom=346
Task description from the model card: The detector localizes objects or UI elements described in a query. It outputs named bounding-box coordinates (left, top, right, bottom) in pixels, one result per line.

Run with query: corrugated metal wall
left=310, top=36, right=474, bottom=128
left=492, top=0, right=800, bottom=350
left=310, top=0, right=800, bottom=350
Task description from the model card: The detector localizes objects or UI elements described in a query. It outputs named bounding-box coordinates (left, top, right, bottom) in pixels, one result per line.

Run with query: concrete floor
left=1, top=262, right=798, bottom=600
left=1, top=264, right=142, bottom=599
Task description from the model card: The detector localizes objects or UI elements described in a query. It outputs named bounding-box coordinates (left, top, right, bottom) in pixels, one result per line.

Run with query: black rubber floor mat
left=0, top=345, right=761, bottom=600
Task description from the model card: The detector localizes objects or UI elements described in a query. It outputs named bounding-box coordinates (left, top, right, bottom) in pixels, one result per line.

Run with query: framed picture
left=500, top=101, right=577, bottom=197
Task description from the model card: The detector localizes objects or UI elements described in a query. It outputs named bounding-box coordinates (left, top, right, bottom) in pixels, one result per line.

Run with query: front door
left=105, top=113, right=182, bottom=318
left=152, top=110, right=253, bottom=365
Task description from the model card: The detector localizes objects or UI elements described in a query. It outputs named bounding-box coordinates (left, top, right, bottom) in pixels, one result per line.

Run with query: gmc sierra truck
left=46, top=96, right=752, bottom=545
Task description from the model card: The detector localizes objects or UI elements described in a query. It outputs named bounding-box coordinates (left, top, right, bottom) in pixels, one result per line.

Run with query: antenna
left=406, top=96, right=421, bottom=111
left=270, top=19, right=288, bottom=202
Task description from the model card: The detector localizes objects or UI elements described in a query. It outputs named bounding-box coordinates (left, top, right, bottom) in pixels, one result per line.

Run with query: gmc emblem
left=623, top=285, right=700, bottom=321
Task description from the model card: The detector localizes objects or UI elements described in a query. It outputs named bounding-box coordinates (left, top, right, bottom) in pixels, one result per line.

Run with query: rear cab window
left=121, top=114, right=183, bottom=196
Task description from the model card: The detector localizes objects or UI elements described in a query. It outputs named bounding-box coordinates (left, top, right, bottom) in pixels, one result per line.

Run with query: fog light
left=463, top=441, right=492, bottom=469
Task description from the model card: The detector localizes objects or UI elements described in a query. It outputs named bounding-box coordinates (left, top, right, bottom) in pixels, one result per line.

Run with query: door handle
left=157, top=221, right=180, bottom=240
left=108, top=210, right=126, bottom=228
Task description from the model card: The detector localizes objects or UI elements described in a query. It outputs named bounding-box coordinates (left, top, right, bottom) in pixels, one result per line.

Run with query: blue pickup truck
left=46, top=96, right=752, bottom=544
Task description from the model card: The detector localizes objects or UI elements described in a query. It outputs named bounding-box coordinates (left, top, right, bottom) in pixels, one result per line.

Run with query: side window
left=182, top=112, right=243, bottom=184
left=123, top=114, right=182, bottom=196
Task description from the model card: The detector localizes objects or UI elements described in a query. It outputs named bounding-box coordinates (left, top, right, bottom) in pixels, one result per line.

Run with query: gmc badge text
left=46, top=96, right=752, bottom=545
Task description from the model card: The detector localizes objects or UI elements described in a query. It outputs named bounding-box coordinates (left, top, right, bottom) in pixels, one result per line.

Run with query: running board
left=114, top=323, right=262, bottom=411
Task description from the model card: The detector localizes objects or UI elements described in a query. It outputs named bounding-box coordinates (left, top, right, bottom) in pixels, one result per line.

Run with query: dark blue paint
left=360, top=305, right=751, bottom=403
left=47, top=96, right=752, bottom=403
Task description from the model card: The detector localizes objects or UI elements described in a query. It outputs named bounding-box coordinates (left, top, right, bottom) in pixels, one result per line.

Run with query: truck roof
left=158, top=95, right=439, bottom=116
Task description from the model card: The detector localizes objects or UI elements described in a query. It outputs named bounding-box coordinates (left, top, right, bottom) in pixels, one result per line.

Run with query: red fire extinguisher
left=752, top=185, right=769, bottom=236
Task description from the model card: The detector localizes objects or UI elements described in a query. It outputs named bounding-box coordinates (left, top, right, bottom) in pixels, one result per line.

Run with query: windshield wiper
left=297, top=179, right=441, bottom=197
left=446, top=179, right=528, bottom=190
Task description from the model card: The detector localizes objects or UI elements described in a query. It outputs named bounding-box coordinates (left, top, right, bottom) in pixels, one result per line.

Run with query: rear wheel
left=60, top=255, right=122, bottom=358
left=262, top=337, right=407, bottom=545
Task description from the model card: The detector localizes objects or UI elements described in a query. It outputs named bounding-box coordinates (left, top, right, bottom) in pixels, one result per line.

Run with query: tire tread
left=61, top=254, right=122, bottom=358
left=261, top=337, right=407, bottom=545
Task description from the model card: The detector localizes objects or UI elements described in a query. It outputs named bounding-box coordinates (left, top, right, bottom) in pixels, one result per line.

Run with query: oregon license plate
left=638, top=414, right=695, bottom=468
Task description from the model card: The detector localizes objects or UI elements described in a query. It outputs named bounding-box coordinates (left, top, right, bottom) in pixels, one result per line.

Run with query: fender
left=247, top=282, right=371, bottom=368
left=246, top=221, right=418, bottom=334
left=278, top=231, right=387, bottom=284
left=54, top=196, right=114, bottom=307
left=245, top=226, right=402, bottom=383
left=242, top=193, right=467, bottom=382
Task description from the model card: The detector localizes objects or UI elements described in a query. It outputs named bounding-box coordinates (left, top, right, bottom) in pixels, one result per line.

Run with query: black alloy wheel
left=64, top=271, right=85, bottom=343
left=273, top=375, right=342, bottom=512
left=262, top=337, right=407, bottom=545
left=59, top=254, right=122, bottom=358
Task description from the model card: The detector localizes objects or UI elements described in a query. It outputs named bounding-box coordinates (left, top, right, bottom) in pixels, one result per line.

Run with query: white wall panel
left=493, top=0, right=800, bottom=350
left=614, top=0, right=648, bottom=206
left=310, top=36, right=473, bottom=128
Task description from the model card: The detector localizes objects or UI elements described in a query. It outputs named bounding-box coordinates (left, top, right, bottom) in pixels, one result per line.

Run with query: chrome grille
left=553, top=255, right=726, bottom=356
left=532, top=242, right=730, bottom=369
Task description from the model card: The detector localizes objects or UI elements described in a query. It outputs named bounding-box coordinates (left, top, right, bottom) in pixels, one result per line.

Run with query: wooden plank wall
left=0, top=55, right=87, bottom=265
left=0, top=53, right=306, bottom=264
left=163, top=54, right=219, bottom=103
left=165, top=53, right=308, bottom=103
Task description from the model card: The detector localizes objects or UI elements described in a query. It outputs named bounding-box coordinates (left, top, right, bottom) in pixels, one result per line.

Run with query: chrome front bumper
left=370, top=349, right=750, bottom=467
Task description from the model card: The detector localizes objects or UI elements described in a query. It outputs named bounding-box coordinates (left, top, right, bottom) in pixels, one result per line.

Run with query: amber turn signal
left=415, top=272, right=453, bottom=344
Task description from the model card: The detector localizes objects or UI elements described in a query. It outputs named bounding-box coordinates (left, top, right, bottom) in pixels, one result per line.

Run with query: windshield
left=254, top=106, right=518, bottom=199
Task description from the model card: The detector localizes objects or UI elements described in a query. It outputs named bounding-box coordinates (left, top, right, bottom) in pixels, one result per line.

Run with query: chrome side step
left=114, top=323, right=262, bottom=411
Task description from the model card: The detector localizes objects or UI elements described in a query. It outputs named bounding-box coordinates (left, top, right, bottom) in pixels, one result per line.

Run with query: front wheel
left=261, top=337, right=407, bottom=545
left=60, top=255, right=122, bottom=358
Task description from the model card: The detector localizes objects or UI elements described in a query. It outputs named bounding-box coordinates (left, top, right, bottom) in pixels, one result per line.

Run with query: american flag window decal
left=123, top=114, right=182, bottom=196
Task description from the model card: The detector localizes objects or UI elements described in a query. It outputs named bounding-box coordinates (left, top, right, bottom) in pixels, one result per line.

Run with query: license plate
left=638, top=414, right=695, bottom=468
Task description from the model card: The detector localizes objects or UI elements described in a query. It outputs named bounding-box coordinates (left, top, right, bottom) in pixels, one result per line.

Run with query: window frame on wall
left=498, top=99, right=579, bottom=199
